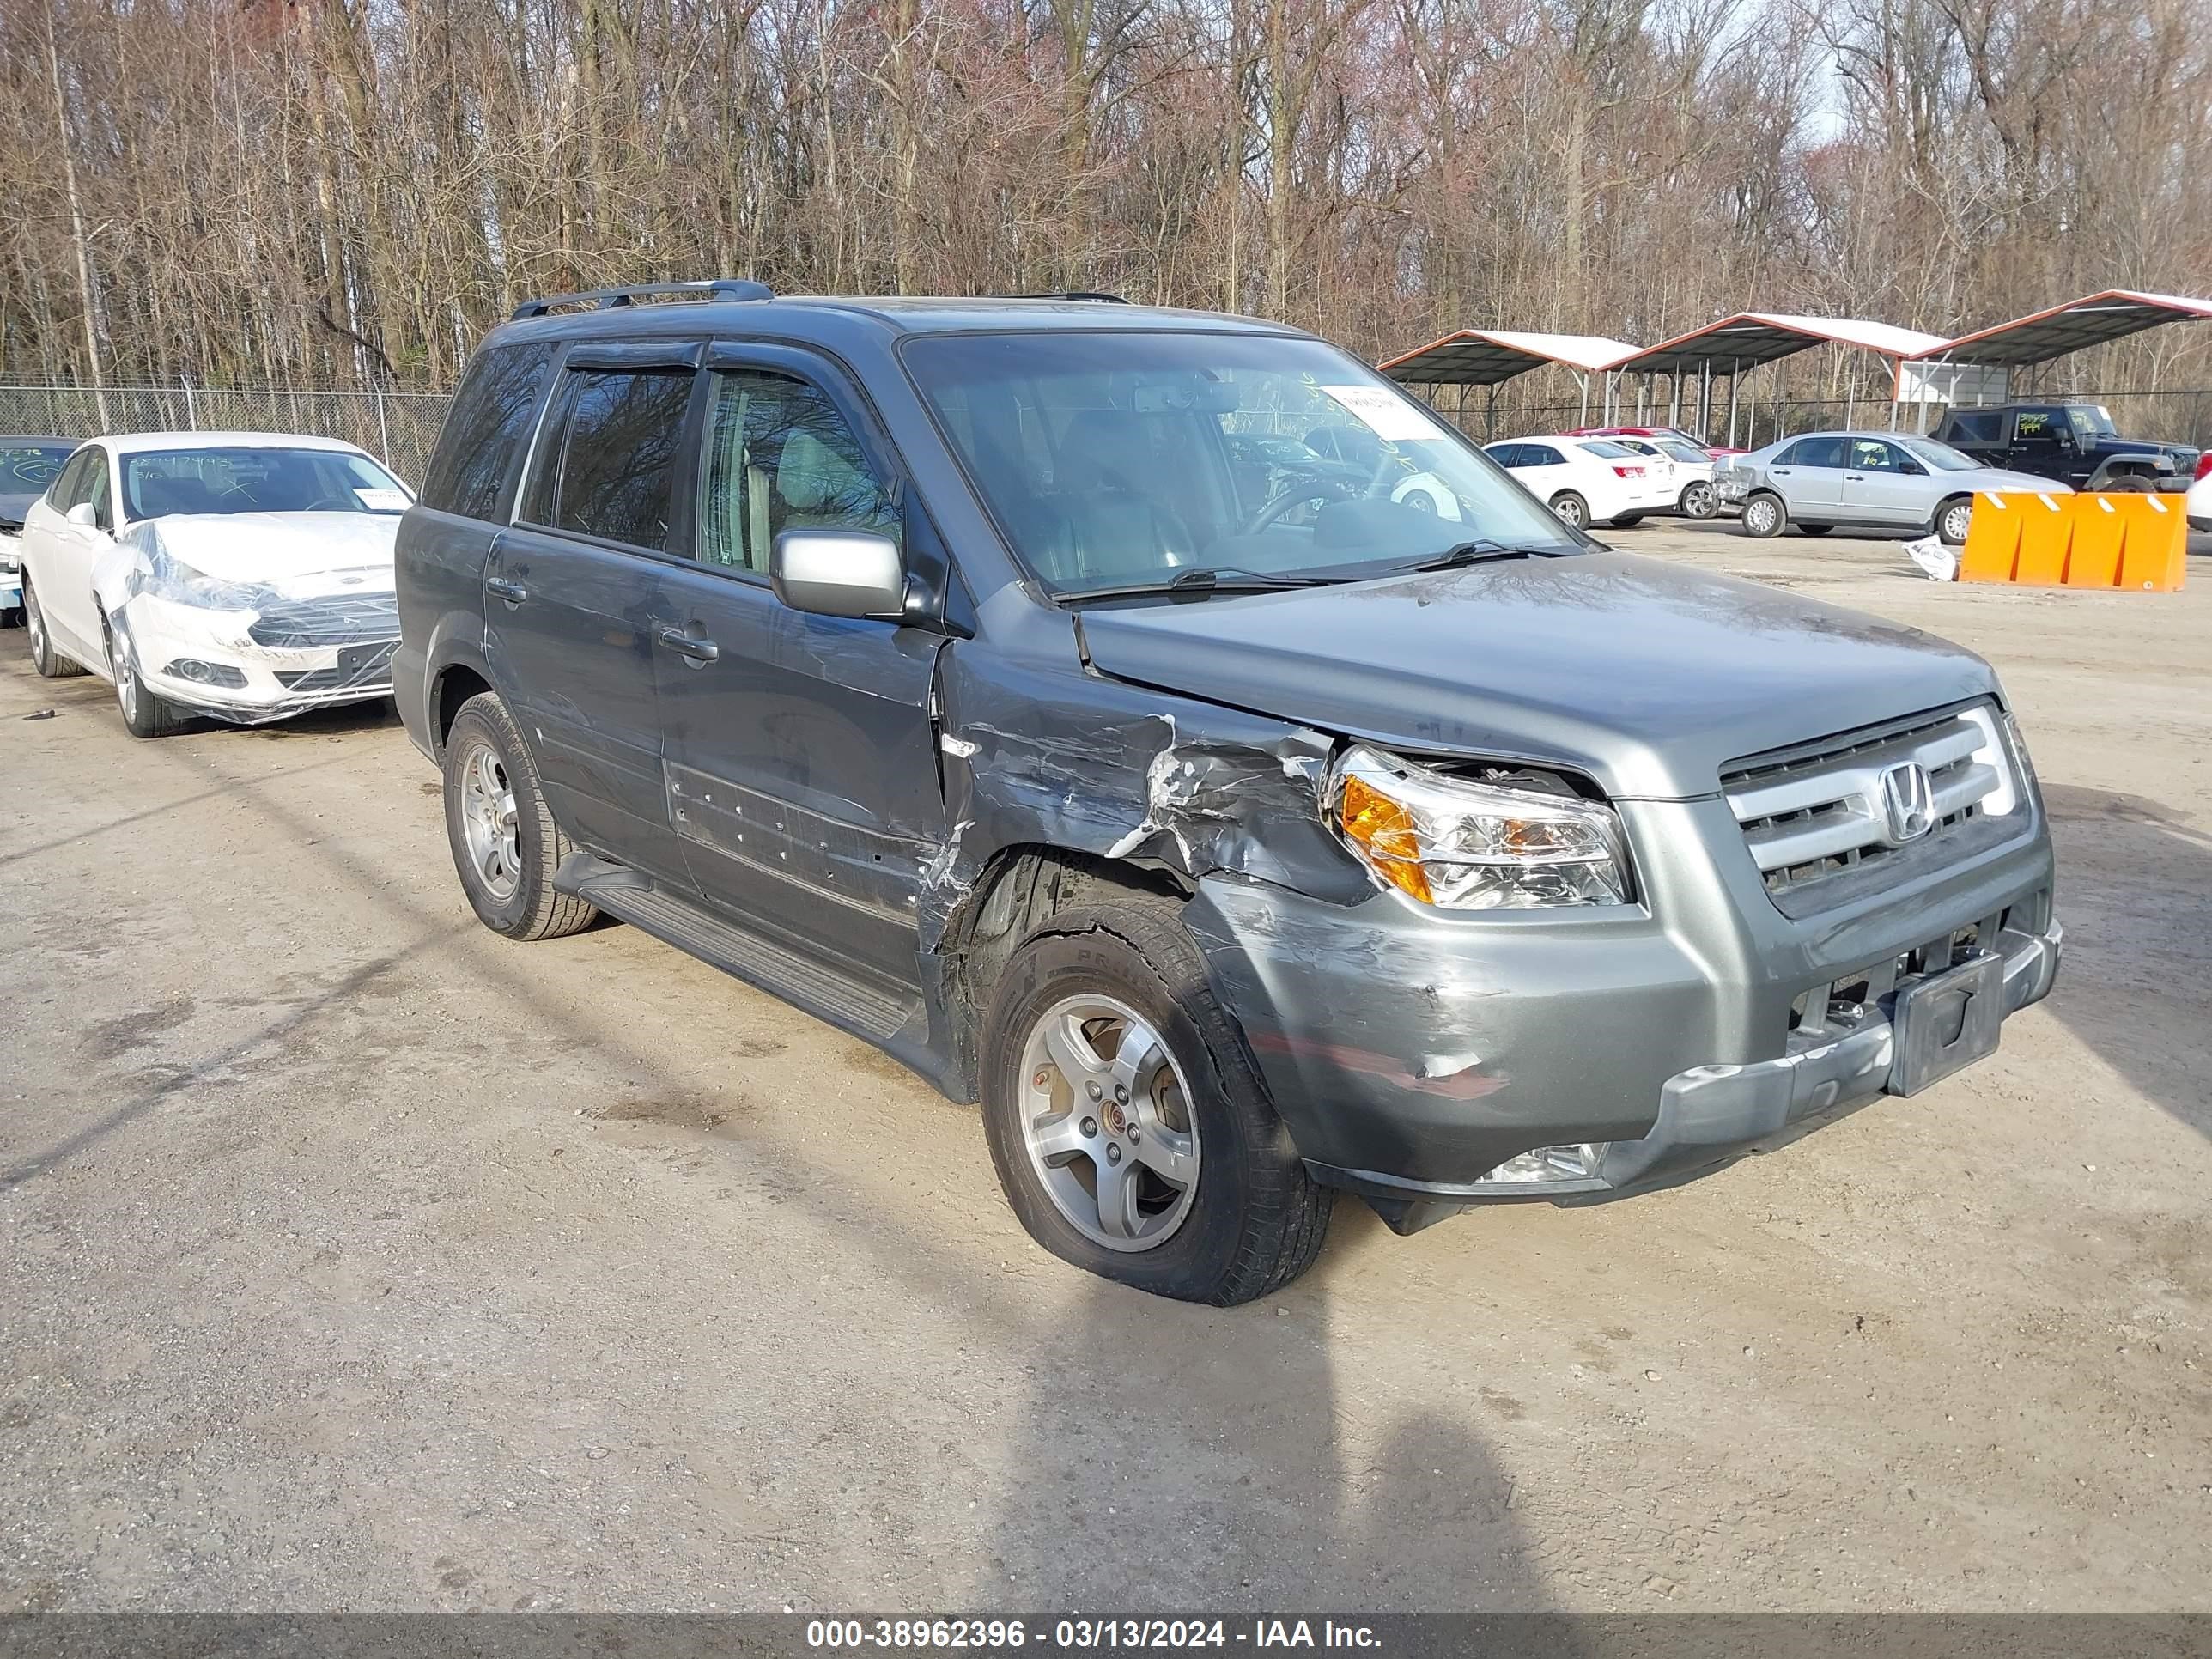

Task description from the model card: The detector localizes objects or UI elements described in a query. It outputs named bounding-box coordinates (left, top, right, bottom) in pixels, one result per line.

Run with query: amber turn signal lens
left=1339, top=772, right=1431, bottom=902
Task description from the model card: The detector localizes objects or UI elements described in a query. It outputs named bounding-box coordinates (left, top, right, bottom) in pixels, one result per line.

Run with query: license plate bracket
left=1887, top=951, right=2003, bottom=1097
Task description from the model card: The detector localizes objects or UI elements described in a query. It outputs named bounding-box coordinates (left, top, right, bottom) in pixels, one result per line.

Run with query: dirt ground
left=3, top=523, right=2208, bottom=1614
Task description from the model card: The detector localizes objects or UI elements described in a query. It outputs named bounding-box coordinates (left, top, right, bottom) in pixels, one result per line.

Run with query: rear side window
left=1524, top=445, right=1564, bottom=466
left=1780, top=436, right=1845, bottom=467
left=419, top=342, right=556, bottom=520
left=525, top=368, right=696, bottom=551
left=1946, top=410, right=2000, bottom=443
left=1577, top=440, right=1636, bottom=459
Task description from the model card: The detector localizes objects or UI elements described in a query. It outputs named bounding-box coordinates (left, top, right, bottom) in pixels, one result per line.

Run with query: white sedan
left=16, top=430, right=412, bottom=738
left=1482, top=434, right=1678, bottom=530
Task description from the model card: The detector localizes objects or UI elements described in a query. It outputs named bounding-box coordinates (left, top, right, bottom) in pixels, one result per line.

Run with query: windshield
left=2067, top=405, right=2118, bottom=441
left=1577, top=440, right=1637, bottom=459
left=1899, top=437, right=1980, bottom=471
left=0, top=441, right=76, bottom=524
left=902, top=331, right=1581, bottom=596
left=120, top=447, right=410, bottom=522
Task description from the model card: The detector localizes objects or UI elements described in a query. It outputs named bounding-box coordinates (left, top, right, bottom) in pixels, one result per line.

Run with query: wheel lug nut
left=1127, top=1125, right=1140, bottom=1141
left=1085, top=1081, right=1103, bottom=1101
left=1032, top=1069, right=1049, bottom=1087
left=1081, top=1116, right=1098, bottom=1138
left=1105, top=1144, right=1122, bottom=1164
left=1114, top=1085, right=1128, bottom=1103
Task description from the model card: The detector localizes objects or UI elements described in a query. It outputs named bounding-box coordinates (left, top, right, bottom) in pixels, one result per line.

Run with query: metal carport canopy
left=1605, top=313, right=1949, bottom=374
left=1379, top=329, right=1644, bottom=386
left=1909, top=289, right=2212, bottom=367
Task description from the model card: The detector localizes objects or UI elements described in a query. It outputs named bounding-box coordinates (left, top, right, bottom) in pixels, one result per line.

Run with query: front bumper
left=1186, top=793, right=2059, bottom=1230
left=119, top=595, right=395, bottom=723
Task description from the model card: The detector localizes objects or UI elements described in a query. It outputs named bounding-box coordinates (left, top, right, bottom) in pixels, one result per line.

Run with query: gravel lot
left=3, top=524, right=2208, bottom=1613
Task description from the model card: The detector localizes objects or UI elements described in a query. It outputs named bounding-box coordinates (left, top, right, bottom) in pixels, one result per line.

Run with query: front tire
left=979, top=895, right=1332, bottom=1305
left=1608, top=512, right=1644, bottom=528
left=1741, top=492, right=1788, bottom=538
left=1936, top=496, right=1975, bottom=545
left=1548, top=491, right=1589, bottom=530
left=1798, top=524, right=1833, bottom=538
left=104, top=615, right=185, bottom=739
left=441, top=691, right=598, bottom=940
left=23, top=574, right=88, bottom=678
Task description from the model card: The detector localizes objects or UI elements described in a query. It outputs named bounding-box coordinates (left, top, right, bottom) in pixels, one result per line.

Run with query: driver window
left=696, top=369, right=900, bottom=575
left=50, top=449, right=94, bottom=512
left=2014, top=410, right=2058, bottom=446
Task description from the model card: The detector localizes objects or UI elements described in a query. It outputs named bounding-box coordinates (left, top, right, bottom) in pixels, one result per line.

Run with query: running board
left=558, top=858, right=924, bottom=1051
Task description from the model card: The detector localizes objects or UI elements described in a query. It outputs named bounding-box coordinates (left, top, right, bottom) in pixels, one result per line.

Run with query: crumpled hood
left=125, top=512, right=398, bottom=586
left=1074, top=551, right=1999, bottom=800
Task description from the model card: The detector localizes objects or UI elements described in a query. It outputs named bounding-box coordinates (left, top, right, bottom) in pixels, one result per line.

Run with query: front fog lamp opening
left=1480, top=1143, right=1609, bottom=1185
left=1331, top=745, right=1632, bottom=909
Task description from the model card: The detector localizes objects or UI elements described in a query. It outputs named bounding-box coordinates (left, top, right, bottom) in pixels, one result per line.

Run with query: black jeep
left=1932, top=402, right=2197, bottom=491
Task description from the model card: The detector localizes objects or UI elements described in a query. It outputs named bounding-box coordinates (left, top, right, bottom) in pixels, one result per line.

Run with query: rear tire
left=23, top=574, right=88, bottom=678
left=1936, top=496, right=1975, bottom=545
left=1547, top=491, right=1589, bottom=530
left=2094, top=475, right=2152, bottom=494
left=441, top=691, right=598, bottom=941
left=104, top=615, right=186, bottom=739
left=1608, top=513, right=1644, bottom=528
left=1798, top=524, right=1832, bottom=537
left=1741, top=492, right=1787, bottom=538
left=979, top=895, right=1332, bottom=1305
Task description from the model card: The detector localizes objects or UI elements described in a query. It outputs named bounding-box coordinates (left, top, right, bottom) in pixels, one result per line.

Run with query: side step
left=562, top=860, right=921, bottom=1048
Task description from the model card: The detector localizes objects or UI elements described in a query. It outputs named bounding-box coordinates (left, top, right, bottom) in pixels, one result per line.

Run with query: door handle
left=484, top=576, right=528, bottom=604
left=656, top=625, right=720, bottom=664
left=1845, top=473, right=1865, bottom=481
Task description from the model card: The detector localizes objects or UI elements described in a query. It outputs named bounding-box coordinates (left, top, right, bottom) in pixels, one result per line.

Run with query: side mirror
left=770, top=529, right=906, bottom=621
left=1899, top=459, right=1926, bottom=476
left=65, top=502, right=98, bottom=528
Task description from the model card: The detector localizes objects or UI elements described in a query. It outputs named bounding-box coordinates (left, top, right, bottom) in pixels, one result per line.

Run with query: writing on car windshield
left=121, top=447, right=410, bottom=522
left=902, top=331, right=1581, bottom=598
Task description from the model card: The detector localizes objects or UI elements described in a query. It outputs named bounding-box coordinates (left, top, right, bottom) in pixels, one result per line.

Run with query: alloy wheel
left=1746, top=497, right=1779, bottom=536
left=1017, top=994, right=1201, bottom=1253
left=1683, top=481, right=1717, bottom=518
left=458, top=738, right=523, bottom=901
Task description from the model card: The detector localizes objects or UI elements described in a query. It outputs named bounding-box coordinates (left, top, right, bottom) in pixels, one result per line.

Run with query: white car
left=1482, top=434, right=1677, bottom=530
left=2188, top=457, right=2210, bottom=533
left=16, top=431, right=413, bottom=738
left=1, top=435, right=79, bottom=623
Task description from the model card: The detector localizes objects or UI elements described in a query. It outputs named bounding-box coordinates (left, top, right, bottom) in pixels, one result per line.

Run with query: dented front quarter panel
left=919, top=587, right=1368, bottom=953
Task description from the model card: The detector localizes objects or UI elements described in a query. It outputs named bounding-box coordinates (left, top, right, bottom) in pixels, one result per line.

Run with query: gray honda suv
left=395, top=283, right=2061, bottom=1304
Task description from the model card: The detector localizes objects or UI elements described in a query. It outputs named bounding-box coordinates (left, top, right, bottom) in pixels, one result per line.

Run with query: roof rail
left=997, top=291, right=1130, bottom=304
left=510, top=279, right=775, bottom=320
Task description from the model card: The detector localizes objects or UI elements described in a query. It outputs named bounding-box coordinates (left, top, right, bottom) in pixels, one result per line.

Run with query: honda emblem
left=1880, top=762, right=1936, bottom=843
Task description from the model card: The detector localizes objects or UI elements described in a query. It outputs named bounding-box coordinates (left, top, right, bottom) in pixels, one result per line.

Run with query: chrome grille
left=247, top=592, right=399, bottom=647
left=1723, top=706, right=2013, bottom=896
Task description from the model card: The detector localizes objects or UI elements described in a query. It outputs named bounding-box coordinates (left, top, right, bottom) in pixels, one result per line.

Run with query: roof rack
left=998, top=291, right=1130, bottom=304
left=510, top=279, right=775, bottom=320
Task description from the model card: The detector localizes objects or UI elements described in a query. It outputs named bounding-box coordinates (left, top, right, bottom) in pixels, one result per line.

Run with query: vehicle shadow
left=2037, top=782, right=2212, bottom=1140
left=970, top=1268, right=1553, bottom=1615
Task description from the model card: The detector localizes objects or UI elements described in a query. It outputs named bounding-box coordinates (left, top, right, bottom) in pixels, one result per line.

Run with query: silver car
left=1720, top=430, right=2065, bottom=545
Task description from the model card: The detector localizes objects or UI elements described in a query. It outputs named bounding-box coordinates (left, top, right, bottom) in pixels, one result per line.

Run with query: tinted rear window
left=1781, top=436, right=1845, bottom=467
left=419, top=342, right=556, bottom=520
left=541, top=368, right=695, bottom=550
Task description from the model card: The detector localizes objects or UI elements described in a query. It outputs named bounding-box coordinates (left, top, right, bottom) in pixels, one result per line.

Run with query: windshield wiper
left=1401, top=539, right=1568, bottom=573
left=1060, top=566, right=1340, bottom=605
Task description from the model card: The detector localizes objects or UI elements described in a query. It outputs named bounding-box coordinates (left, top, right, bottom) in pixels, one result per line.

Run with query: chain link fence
left=0, top=385, right=453, bottom=483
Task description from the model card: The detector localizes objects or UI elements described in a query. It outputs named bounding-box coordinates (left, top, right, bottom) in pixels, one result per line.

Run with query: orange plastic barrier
left=1958, top=490, right=2186, bottom=592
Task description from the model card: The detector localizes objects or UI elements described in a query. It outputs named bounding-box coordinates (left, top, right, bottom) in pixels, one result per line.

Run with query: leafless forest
left=2, top=0, right=2208, bottom=399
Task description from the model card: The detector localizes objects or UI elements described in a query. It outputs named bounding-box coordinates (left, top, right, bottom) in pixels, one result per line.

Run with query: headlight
left=133, top=547, right=270, bottom=611
left=1328, top=745, right=1632, bottom=909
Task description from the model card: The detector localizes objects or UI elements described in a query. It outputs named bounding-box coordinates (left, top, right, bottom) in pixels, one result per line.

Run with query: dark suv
left=396, top=282, right=2060, bottom=1304
left=1932, top=402, right=2198, bottom=491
